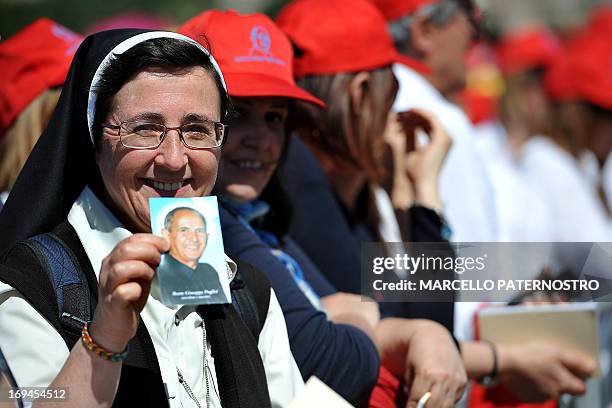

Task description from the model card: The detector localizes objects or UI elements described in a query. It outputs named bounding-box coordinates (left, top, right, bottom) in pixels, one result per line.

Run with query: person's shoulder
left=233, top=261, right=271, bottom=317
left=233, top=260, right=271, bottom=291
left=279, top=135, right=329, bottom=188
left=520, top=136, right=577, bottom=175
left=0, top=237, right=50, bottom=278
left=521, top=136, right=566, bottom=159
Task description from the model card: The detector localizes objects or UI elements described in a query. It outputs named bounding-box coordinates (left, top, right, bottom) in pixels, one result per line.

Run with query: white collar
left=392, top=63, right=446, bottom=112
left=67, top=186, right=237, bottom=283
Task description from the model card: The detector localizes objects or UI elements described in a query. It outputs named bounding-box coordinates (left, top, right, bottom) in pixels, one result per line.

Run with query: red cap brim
left=224, top=72, right=326, bottom=108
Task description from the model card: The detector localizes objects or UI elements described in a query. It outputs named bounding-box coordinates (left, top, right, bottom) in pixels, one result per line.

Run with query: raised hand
left=89, top=234, right=169, bottom=353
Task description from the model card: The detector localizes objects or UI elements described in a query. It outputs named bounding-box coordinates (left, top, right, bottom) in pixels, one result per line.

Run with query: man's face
left=425, top=9, right=474, bottom=95
left=166, top=210, right=207, bottom=267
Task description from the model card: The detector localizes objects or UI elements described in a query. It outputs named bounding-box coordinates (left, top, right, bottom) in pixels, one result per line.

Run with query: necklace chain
left=177, top=321, right=210, bottom=408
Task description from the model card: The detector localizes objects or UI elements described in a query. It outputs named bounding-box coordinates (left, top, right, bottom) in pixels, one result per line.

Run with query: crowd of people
left=0, top=0, right=609, bottom=407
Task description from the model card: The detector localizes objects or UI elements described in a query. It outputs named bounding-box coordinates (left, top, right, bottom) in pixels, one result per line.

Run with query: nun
left=0, top=29, right=302, bottom=408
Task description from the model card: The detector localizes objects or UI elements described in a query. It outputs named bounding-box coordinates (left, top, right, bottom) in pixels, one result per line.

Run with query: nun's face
left=96, top=66, right=222, bottom=232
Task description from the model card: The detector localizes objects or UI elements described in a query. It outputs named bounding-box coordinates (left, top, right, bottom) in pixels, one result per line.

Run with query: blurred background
left=2, top=0, right=612, bottom=38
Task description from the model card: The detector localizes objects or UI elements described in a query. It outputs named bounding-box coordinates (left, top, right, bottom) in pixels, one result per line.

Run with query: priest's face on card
left=163, top=208, right=207, bottom=269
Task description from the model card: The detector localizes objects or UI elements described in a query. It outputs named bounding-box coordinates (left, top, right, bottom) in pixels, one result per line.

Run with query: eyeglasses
left=101, top=120, right=227, bottom=150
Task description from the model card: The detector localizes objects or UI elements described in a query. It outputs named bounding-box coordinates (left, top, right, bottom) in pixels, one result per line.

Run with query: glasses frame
left=101, top=120, right=228, bottom=150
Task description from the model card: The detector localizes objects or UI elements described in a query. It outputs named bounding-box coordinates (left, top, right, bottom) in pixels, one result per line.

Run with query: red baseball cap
left=370, top=0, right=438, bottom=21
left=564, top=32, right=612, bottom=110
left=587, top=6, right=612, bottom=37
left=496, top=26, right=561, bottom=76
left=0, top=18, right=82, bottom=137
left=275, top=0, right=429, bottom=78
left=543, top=50, right=576, bottom=103
left=178, top=10, right=324, bottom=108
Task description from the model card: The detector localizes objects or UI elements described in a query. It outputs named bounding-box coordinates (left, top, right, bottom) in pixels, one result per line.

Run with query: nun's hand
left=90, top=234, right=170, bottom=353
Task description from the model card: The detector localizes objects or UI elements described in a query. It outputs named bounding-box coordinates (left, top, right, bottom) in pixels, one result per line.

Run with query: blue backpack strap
left=24, top=233, right=268, bottom=343
left=23, top=233, right=91, bottom=336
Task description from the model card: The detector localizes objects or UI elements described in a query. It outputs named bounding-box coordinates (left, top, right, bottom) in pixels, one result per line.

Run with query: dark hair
left=92, top=36, right=230, bottom=147
left=586, top=102, right=612, bottom=118
left=164, top=207, right=207, bottom=231
left=291, top=67, right=398, bottom=183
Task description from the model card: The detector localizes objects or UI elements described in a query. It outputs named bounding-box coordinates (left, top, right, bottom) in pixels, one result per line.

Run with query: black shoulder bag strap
left=230, top=261, right=271, bottom=342
left=19, top=222, right=168, bottom=406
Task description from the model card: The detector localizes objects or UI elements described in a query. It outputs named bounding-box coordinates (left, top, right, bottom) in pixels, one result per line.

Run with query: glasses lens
left=121, top=122, right=164, bottom=148
left=182, top=122, right=222, bottom=148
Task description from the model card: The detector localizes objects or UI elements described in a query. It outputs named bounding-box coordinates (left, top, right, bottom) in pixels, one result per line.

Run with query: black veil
left=0, top=29, right=151, bottom=252
left=0, top=29, right=228, bottom=253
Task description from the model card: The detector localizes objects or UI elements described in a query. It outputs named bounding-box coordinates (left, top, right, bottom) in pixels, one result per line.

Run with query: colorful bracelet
left=81, top=322, right=129, bottom=362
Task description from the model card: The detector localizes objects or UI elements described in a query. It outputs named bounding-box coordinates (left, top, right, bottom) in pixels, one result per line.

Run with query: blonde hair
left=0, top=88, right=61, bottom=191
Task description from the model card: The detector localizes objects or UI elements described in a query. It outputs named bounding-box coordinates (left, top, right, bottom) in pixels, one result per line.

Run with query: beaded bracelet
left=81, top=322, right=129, bottom=362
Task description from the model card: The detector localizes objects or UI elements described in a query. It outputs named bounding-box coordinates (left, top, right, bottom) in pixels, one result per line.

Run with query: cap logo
left=234, top=25, right=285, bottom=66
left=250, top=26, right=271, bottom=54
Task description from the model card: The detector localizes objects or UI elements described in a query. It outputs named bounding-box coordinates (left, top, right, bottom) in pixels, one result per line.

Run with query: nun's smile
left=95, top=66, right=222, bottom=232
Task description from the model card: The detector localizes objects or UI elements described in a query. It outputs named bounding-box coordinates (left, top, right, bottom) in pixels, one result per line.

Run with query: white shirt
left=580, top=150, right=601, bottom=190
left=604, top=152, right=612, bottom=209
left=582, top=149, right=612, bottom=214
left=519, top=136, right=612, bottom=243
left=473, top=120, right=553, bottom=243
left=392, top=63, right=499, bottom=243
left=371, top=185, right=411, bottom=280
left=371, top=184, right=403, bottom=244
left=0, top=187, right=303, bottom=408
left=392, top=64, right=499, bottom=341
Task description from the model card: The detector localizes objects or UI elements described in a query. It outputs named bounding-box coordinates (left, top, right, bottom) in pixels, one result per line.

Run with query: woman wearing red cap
left=275, top=0, right=598, bottom=406
left=499, top=27, right=612, bottom=244
left=180, top=6, right=469, bottom=408
left=0, top=27, right=303, bottom=408
left=0, top=19, right=82, bottom=206
left=273, top=2, right=471, bottom=407
left=542, top=27, right=612, bottom=228
left=179, top=10, right=384, bottom=406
